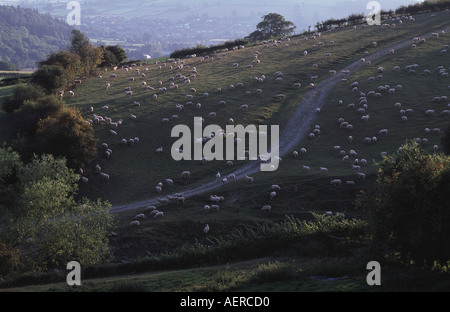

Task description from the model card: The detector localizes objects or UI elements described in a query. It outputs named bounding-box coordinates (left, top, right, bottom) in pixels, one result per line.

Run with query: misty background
left=2, top=0, right=422, bottom=61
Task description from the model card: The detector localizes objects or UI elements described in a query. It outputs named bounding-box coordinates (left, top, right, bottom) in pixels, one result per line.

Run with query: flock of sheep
left=70, top=10, right=449, bottom=236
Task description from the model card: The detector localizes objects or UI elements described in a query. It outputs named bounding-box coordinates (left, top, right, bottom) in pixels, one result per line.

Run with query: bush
left=1, top=84, right=46, bottom=113
left=35, top=106, right=98, bottom=169
left=356, top=141, right=450, bottom=265
left=170, top=39, right=249, bottom=59
left=0, top=242, right=22, bottom=277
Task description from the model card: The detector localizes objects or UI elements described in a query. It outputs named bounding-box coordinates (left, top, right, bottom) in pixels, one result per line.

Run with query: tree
left=102, top=45, right=127, bottom=66
left=35, top=106, right=98, bottom=169
left=30, top=64, right=67, bottom=93
left=0, top=149, right=113, bottom=275
left=68, top=29, right=103, bottom=76
left=247, top=13, right=296, bottom=41
left=68, top=29, right=91, bottom=58
left=1, top=84, right=46, bottom=113
left=39, top=50, right=83, bottom=84
left=355, top=141, right=450, bottom=265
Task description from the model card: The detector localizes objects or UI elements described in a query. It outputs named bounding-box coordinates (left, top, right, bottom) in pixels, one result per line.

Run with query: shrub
left=356, top=141, right=450, bottom=265
left=35, top=106, right=98, bottom=169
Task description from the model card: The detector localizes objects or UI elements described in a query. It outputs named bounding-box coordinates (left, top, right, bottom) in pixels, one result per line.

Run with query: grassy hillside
left=1, top=10, right=450, bottom=292
left=65, top=10, right=449, bottom=208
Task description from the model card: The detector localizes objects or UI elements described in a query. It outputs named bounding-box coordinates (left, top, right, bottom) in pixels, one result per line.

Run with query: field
left=2, top=10, right=450, bottom=292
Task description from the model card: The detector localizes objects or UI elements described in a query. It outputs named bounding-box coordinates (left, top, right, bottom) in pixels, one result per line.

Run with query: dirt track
left=110, top=27, right=449, bottom=214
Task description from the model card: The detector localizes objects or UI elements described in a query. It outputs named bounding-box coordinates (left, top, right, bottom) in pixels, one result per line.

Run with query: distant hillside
left=0, top=5, right=73, bottom=69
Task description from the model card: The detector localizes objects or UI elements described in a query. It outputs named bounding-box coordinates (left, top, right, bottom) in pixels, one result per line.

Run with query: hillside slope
left=66, top=10, right=450, bottom=211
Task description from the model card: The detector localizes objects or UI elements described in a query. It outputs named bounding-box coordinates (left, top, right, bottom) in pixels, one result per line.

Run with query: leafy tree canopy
left=247, top=13, right=296, bottom=41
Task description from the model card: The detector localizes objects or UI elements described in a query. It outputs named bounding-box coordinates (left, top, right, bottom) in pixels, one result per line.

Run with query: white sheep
left=181, top=171, right=191, bottom=178
left=270, top=191, right=276, bottom=199
left=271, top=184, right=281, bottom=191
left=261, top=205, right=272, bottom=213
left=129, top=220, right=140, bottom=227
left=330, top=179, right=341, bottom=186
left=134, top=213, right=146, bottom=220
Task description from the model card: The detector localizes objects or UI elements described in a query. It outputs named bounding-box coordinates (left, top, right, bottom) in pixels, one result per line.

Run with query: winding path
left=110, top=26, right=450, bottom=214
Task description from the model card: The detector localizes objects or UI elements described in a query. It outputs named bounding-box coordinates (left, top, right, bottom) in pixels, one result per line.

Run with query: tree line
left=0, top=5, right=73, bottom=69
left=0, top=30, right=127, bottom=278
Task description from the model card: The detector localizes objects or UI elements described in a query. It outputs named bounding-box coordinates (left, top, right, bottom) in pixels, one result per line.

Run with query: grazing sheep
left=245, top=175, right=254, bottom=183
left=261, top=205, right=272, bottom=213
left=129, top=220, right=140, bottom=227
left=330, top=179, right=341, bottom=186
left=303, top=165, right=311, bottom=172
left=204, top=224, right=210, bottom=234
left=181, top=171, right=191, bottom=178
left=320, top=167, right=328, bottom=173
left=270, top=191, right=276, bottom=199
left=271, top=184, right=281, bottom=191
left=134, top=213, right=146, bottom=220
left=100, top=172, right=110, bottom=181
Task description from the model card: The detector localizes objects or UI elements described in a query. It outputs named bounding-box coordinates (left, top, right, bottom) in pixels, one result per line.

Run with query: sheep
left=100, top=172, right=110, bottom=181
left=357, top=172, right=366, bottom=180
left=270, top=191, right=277, bottom=199
left=271, top=184, right=281, bottom=191
left=330, top=179, right=341, bottom=186
left=303, top=165, right=311, bottom=172
left=261, top=205, right=272, bottom=213
left=181, top=170, right=191, bottom=178
left=210, top=205, right=220, bottom=212
left=204, top=224, right=210, bottom=234
left=425, top=110, right=435, bottom=116
left=245, top=175, right=254, bottom=183
left=134, top=213, right=146, bottom=220
left=154, top=211, right=164, bottom=218
left=144, top=206, right=157, bottom=214
left=129, top=220, right=140, bottom=227
left=320, top=167, right=328, bottom=173
left=346, top=180, right=355, bottom=186
left=81, top=176, right=88, bottom=184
